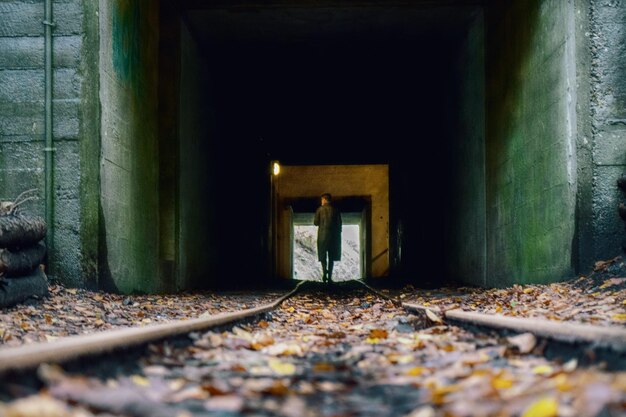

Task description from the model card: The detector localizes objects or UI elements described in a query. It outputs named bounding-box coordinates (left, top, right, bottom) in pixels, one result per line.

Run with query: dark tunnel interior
left=170, top=4, right=484, bottom=289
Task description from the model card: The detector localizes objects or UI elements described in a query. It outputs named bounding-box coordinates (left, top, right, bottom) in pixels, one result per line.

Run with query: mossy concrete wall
left=485, top=0, right=578, bottom=286
left=0, top=0, right=100, bottom=287
left=98, top=0, right=160, bottom=293
left=584, top=0, right=626, bottom=265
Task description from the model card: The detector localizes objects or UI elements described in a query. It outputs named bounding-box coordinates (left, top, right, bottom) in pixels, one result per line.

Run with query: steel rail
left=403, top=302, right=626, bottom=353
left=0, top=282, right=305, bottom=374
left=354, top=280, right=626, bottom=354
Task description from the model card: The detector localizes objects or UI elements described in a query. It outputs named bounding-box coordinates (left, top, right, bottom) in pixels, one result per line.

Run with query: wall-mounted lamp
left=273, top=161, right=281, bottom=176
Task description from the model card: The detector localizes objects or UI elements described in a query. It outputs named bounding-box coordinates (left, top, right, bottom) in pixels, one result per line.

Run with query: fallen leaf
left=425, top=309, right=443, bottom=324
left=130, top=375, right=150, bottom=387
left=521, top=397, right=558, bottom=417
left=532, top=365, right=554, bottom=375
left=313, top=362, right=335, bottom=372
left=265, top=380, right=289, bottom=396
left=507, top=332, right=537, bottom=353
left=562, top=358, right=578, bottom=372
left=167, top=386, right=209, bottom=402
left=232, top=326, right=253, bottom=341
left=204, top=395, right=244, bottom=412
left=599, top=278, right=625, bottom=289
left=268, top=359, right=296, bottom=375
left=611, top=313, right=626, bottom=321
left=265, top=342, right=303, bottom=356
left=405, top=406, right=436, bottom=417
left=407, top=367, right=426, bottom=376
left=369, top=328, right=388, bottom=339
left=1, top=395, right=70, bottom=417
left=491, top=376, right=514, bottom=389
left=251, top=333, right=274, bottom=350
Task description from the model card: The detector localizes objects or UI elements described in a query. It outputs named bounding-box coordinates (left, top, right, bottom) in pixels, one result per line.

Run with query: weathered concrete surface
left=485, top=0, right=578, bottom=286
left=98, top=0, right=160, bottom=293
left=177, top=20, right=218, bottom=290
left=587, top=0, right=626, bottom=264
left=0, top=0, right=99, bottom=288
left=275, top=165, right=389, bottom=279
left=446, top=10, right=486, bottom=287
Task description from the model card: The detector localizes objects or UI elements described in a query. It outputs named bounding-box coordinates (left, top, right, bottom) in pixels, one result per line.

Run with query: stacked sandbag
left=0, top=213, right=49, bottom=308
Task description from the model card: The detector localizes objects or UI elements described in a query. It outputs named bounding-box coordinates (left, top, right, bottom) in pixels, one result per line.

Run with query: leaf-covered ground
left=1, top=289, right=625, bottom=417
left=397, top=258, right=626, bottom=327
left=0, top=284, right=282, bottom=347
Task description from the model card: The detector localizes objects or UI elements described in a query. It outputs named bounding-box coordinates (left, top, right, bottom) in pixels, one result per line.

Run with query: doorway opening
left=293, top=219, right=362, bottom=282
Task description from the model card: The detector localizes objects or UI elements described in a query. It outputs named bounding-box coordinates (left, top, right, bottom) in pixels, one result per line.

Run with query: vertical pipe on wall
left=43, top=0, right=55, bottom=272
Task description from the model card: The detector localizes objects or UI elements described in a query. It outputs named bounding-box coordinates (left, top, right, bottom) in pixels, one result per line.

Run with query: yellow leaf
left=365, top=337, right=380, bottom=344
left=131, top=375, right=150, bottom=387
left=407, top=367, right=425, bottom=376
left=622, top=300, right=626, bottom=305
left=492, top=376, right=514, bottom=389
left=268, top=359, right=296, bottom=375
left=66, top=288, right=78, bottom=294
left=532, top=365, right=553, bottom=375
left=287, top=307, right=295, bottom=313
left=553, top=374, right=573, bottom=392
left=521, top=397, right=558, bottom=417
left=612, top=313, right=626, bottom=321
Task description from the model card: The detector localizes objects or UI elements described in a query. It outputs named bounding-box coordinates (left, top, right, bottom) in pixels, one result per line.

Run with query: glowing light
left=273, top=162, right=280, bottom=176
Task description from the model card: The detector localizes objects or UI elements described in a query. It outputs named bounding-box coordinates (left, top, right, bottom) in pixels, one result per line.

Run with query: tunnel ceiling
left=185, top=4, right=481, bottom=46
left=180, top=2, right=483, bottom=165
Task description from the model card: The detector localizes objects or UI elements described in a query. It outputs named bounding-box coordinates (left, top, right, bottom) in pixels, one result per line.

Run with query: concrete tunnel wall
left=445, top=10, right=486, bottom=287
left=98, top=0, right=161, bottom=293
left=583, top=0, right=626, bottom=265
left=482, top=0, right=579, bottom=287
left=177, top=19, right=219, bottom=291
left=0, top=0, right=100, bottom=287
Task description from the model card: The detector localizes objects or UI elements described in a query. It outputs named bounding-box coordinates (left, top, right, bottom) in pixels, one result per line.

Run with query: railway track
left=1, top=280, right=626, bottom=416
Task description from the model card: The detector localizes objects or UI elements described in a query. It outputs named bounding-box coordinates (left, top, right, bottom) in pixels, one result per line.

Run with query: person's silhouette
left=314, top=193, right=342, bottom=283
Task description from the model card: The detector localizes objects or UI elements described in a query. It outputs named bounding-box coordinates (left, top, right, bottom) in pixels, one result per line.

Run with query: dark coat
left=314, top=204, right=342, bottom=261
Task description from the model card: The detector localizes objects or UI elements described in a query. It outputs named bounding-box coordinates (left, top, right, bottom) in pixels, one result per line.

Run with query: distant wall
left=275, top=165, right=389, bottom=279
left=485, top=0, right=578, bottom=286
left=0, top=0, right=100, bottom=287
left=99, top=0, right=160, bottom=293
left=584, top=0, right=626, bottom=264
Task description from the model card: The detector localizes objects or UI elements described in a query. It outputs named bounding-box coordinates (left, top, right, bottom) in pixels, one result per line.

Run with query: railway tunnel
left=98, top=0, right=578, bottom=293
